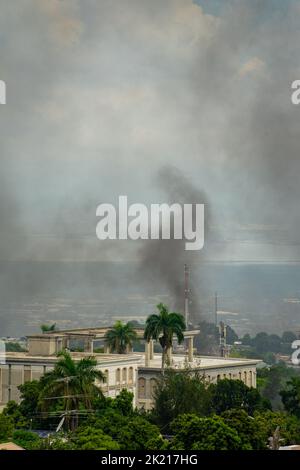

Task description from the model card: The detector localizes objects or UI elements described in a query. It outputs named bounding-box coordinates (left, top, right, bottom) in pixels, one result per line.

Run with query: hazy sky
left=1, top=0, right=300, bottom=262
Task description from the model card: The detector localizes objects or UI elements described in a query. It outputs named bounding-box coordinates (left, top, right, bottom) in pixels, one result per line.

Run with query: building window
left=138, top=377, right=146, bottom=399
left=244, top=371, right=247, bottom=385
left=150, top=378, right=156, bottom=398
left=116, top=368, right=121, bottom=383
left=103, top=369, right=109, bottom=385
left=217, top=374, right=220, bottom=382
left=128, top=367, right=134, bottom=383
left=24, top=367, right=31, bottom=383
left=122, top=368, right=127, bottom=383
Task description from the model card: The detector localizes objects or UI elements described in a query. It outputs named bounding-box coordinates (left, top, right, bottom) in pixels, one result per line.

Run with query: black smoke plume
left=138, top=166, right=211, bottom=323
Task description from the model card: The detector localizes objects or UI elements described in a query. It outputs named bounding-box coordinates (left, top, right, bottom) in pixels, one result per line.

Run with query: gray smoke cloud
left=1, top=0, right=299, bottom=261
left=1, top=0, right=300, bottom=334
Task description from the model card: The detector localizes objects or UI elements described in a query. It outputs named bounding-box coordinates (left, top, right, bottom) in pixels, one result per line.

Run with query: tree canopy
left=104, top=321, right=138, bottom=354
left=144, top=303, right=185, bottom=372
left=170, top=414, right=242, bottom=450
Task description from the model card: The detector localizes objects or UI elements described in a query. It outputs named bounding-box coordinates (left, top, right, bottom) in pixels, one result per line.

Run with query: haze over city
left=1, top=0, right=300, bottom=336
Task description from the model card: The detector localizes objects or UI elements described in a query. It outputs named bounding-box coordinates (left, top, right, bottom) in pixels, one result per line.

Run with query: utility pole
left=214, top=291, right=218, bottom=326
left=184, top=264, right=190, bottom=327
left=219, top=321, right=227, bottom=357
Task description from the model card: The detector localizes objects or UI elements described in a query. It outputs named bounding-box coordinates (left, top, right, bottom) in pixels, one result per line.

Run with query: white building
left=0, top=327, right=261, bottom=410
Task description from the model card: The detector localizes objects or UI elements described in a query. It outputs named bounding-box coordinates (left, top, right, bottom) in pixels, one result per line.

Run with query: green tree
left=268, top=334, right=282, bottom=353
left=281, top=331, right=298, bottom=354
left=2, top=401, right=28, bottom=429
left=12, top=430, right=42, bottom=450
left=258, top=366, right=282, bottom=403
left=251, top=332, right=282, bottom=354
left=221, top=409, right=266, bottom=449
left=146, top=435, right=169, bottom=450
left=144, top=303, right=186, bottom=373
left=280, top=377, right=300, bottom=418
left=211, top=379, right=269, bottom=415
left=117, top=416, right=161, bottom=450
left=170, top=414, right=242, bottom=450
left=86, top=408, right=129, bottom=439
left=72, top=426, right=120, bottom=450
left=282, top=331, right=297, bottom=344
left=253, top=410, right=300, bottom=446
left=226, top=325, right=239, bottom=344
left=39, top=434, right=75, bottom=450
left=257, top=363, right=300, bottom=410
left=104, top=321, right=138, bottom=354
left=112, top=389, right=134, bottom=416
left=0, top=413, right=13, bottom=443
left=85, top=408, right=161, bottom=450
left=40, top=323, right=57, bottom=333
left=40, top=350, right=105, bottom=429
left=152, top=369, right=212, bottom=429
left=5, top=342, right=26, bottom=352
left=252, top=332, right=270, bottom=353
left=18, top=380, right=43, bottom=422
left=263, top=352, right=276, bottom=365
left=242, top=333, right=252, bottom=346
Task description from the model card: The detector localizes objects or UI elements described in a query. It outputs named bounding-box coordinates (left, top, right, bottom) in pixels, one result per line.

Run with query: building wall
left=100, top=364, right=137, bottom=400
left=0, top=364, right=52, bottom=404
left=136, top=365, right=257, bottom=411
left=0, top=357, right=257, bottom=411
left=27, top=337, right=58, bottom=356
left=0, top=359, right=139, bottom=406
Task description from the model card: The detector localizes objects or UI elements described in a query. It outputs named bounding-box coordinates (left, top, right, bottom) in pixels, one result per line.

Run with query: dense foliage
left=151, top=369, right=213, bottom=429
left=210, top=378, right=270, bottom=415
left=170, top=414, right=242, bottom=450
left=280, top=377, right=300, bottom=418
left=1, top=366, right=300, bottom=450
left=257, top=363, right=300, bottom=410
left=104, top=321, right=138, bottom=354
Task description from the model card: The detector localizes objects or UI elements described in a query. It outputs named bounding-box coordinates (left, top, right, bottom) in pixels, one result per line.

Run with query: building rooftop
left=2, top=351, right=261, bottom=369
left=138, top=354, right=261, bottom=370
left=4, top=326, right=261, bottom=371
left=3, top=351, right=143, bottom=365
left=0, top=442, right=24, bottom=451
left=29, top=327, right=200, bottom=340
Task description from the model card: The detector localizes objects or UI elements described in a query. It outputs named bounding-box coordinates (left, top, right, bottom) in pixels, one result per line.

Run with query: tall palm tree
left=40, top=350, right=105, bottom=429
left=104, top=321, right=138, bottom=354
left=144, top=303, right=186, bottom=374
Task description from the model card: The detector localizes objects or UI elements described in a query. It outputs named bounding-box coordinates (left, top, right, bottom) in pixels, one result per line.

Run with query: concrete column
left=126, top=344, right=133, bottom=353
left=145, top=341, right=150, bottom=367
left=188, top=337, right=194, bottom=362
left=84, top=339, right=93, bottom=353
left=150, top=340, right=154, bottom=360
left=104, top=345, right=110, bottom=354
left=8, top=364, right=11, bottom=402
